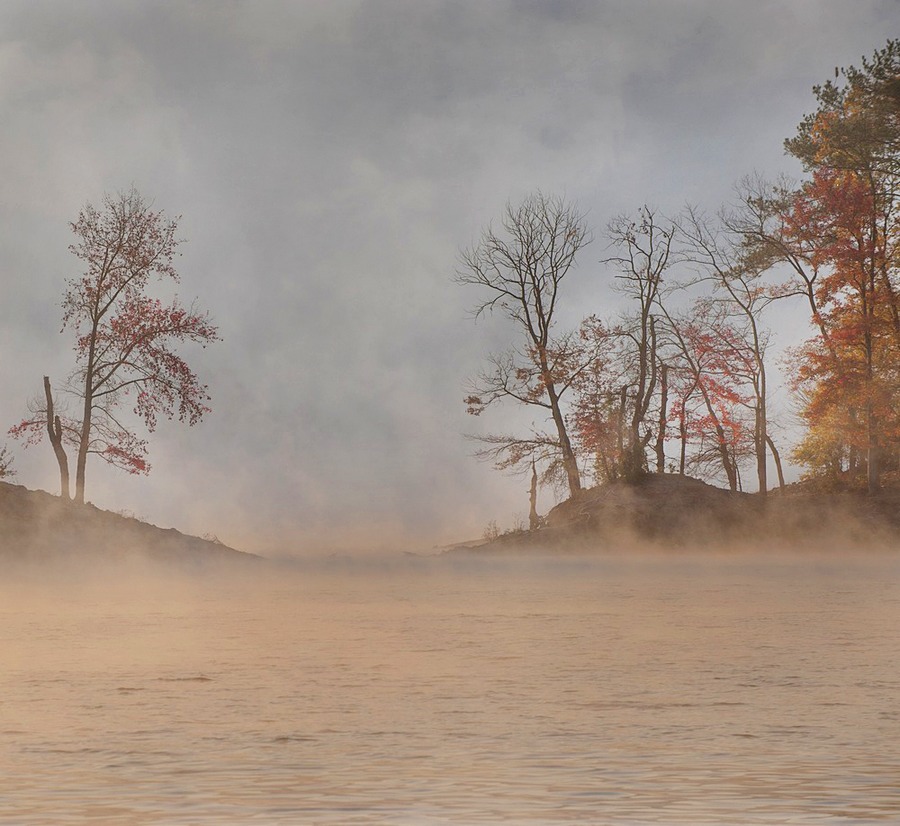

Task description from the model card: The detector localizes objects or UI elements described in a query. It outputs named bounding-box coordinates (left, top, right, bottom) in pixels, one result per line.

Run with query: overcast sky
left=1, top=1, right=896, bottom=554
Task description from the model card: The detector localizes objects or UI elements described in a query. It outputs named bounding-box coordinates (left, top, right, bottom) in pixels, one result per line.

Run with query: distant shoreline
left=4, top=473, right=899, bottom=567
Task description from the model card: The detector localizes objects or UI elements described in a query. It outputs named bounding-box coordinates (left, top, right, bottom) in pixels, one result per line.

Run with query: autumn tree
left=680, top=205, right=784, bottom=496
left=458, top=192, right=592, bottom=498
left=656, top=299, right=755, bottom=490
left=10, top=188, right=219, bottom=504
left=782, top=41, right=900, bottom=491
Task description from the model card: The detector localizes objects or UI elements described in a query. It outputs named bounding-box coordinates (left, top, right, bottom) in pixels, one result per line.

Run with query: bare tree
left=528, top=459, right=540, bottom=530
left=603, top=207, right=677, bottom=478
left=466, top=428, right=566, bottom=524
left=458, top=192, right=591, bottom=498
left=43, top=377, right=71, bottom=499
left=9, top=376, right=78, bottom=498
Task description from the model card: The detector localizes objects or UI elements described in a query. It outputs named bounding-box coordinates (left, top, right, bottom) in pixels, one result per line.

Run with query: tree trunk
left=75, top=415, right=90, bottom=503
left=74, top=321, right=99, bottom=504
left=541, top=358, right=581, bottom=498
left=74, top=379, right=93, bottom=504
left=701, top=389, right=737, bottom=492
left=848, top=407, right=860, bottom=476
left=867, top=408, right=880, bottom=494
left=756, top=371, right=768, bottom=498
left=552, top=403, right=581, bottom=496
left=655, top=364, right=668, bottom=473
left=626, top=316, right=657, bottom=481
left=765, top=433, right=786, bottom=492
left=75, top=371, right=93, bottom=504
left=863, top=276, right=880, bottom=494
left=717, top=427, right=738, bottom=492
left=529, top=460, right=539, bottom=530
left=43, top=377, right=70, bottom=500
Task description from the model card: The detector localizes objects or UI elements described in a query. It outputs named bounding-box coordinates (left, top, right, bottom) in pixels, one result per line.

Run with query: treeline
left=459, top=41, right=900, bottom=509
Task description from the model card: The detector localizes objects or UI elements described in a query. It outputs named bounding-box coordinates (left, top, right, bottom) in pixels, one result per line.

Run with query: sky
left=0, top=1, right=897, bottom=555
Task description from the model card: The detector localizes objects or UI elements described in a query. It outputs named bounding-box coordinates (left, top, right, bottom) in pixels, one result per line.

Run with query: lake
left=1, top=551, right=899, bottom=824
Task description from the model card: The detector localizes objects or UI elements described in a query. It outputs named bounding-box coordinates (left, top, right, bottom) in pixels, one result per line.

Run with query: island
left=459, top=473, right=900, bottom=553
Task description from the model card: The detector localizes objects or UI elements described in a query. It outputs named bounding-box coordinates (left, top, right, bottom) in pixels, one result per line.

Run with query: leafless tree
left=603, top=206, right=678, bottom=479
left=458, top=192, right=592, bottom=498
left=465, top=428, right=566, bottom=524
left=9, top=376, right=78, bottom=498
left=43, top=376, right=72, bottom=499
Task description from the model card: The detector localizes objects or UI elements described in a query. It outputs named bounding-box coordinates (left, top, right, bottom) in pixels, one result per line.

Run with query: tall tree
left=458, top=192, right=591, bottom=498
left=783, top=41, right=900, bottom=491
left=680, top=206, right=781, bottom=497
left=603, top=207, right=677, bottom=478
left=11, top=188, right=220, bottom=503
left=785, top=168, right=900, bottom=487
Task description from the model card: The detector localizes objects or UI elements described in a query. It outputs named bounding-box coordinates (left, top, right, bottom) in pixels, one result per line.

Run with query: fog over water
left=3, top=3, right=900, bottom=823
left=3, top=551, right=900, bottom=824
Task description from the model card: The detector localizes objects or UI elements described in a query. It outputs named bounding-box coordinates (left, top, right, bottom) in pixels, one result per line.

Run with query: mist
left=4, top=6, right=900, bottom=819
left=3, top=547, right=899, bottom=822
left=1, top=2, right=897, bottom=552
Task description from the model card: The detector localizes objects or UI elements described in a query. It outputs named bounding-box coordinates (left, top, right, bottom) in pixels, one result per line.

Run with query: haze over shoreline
left=3, top=473, right=899, bottom=568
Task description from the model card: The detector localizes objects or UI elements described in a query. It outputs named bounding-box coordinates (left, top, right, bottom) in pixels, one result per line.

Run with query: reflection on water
left=1, top=552, right=899, bottom=824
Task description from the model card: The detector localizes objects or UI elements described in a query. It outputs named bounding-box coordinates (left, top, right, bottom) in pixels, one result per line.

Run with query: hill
left=466, top=473, right=900, bottom=553
left=0, top=481, right=261, bottom=568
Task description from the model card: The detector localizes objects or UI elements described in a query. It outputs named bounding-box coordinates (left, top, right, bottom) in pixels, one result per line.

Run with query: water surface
left=1, top=552, right=899, bottom=823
